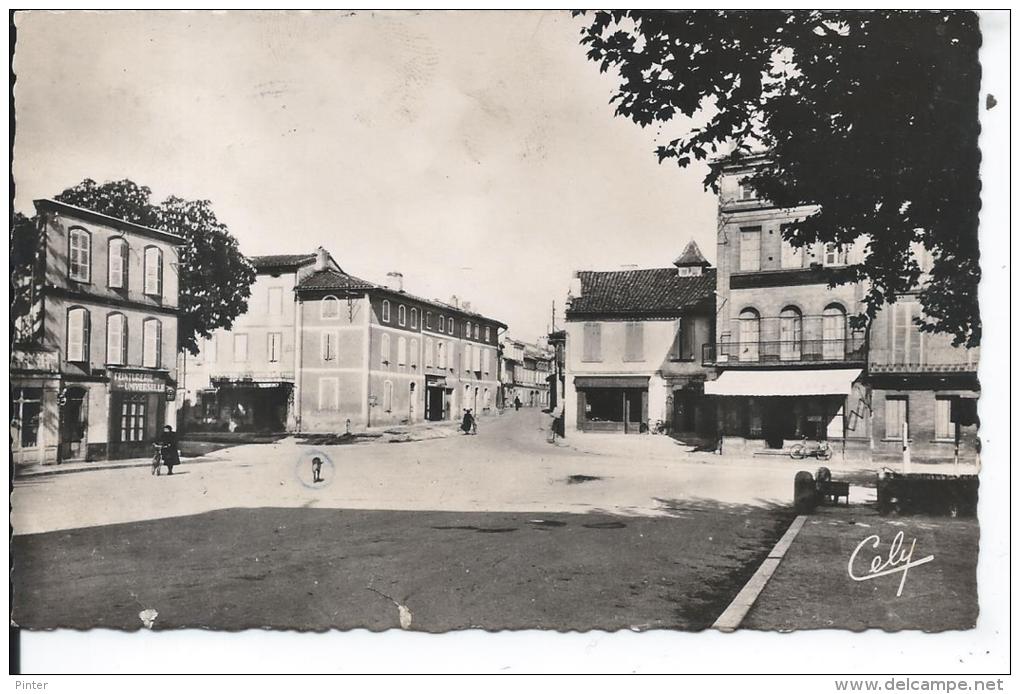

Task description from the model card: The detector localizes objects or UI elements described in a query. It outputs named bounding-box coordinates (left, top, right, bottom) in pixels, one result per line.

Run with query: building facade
left=563, top=241, right=716, bottom=437
left=501, top=337, right=555, bottom=409
left=704, top=153, right=979, bottom=465
left=178, top=253, right=339, bottom=432
left=180, top=248, right=506, bottom=432
left=11, top=199, right=183, bottom=466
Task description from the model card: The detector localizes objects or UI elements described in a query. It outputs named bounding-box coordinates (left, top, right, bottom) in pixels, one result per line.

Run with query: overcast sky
left=13, top=10, right=718, bottom=342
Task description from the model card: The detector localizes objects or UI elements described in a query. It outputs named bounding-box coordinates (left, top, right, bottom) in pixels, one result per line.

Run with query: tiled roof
left=673, top=240, right=710, bottom=267
left=295, top=269, right=377, bottom=291
left=250, top=253, right=316, bottom=270
left=567, top=268, right=716, bottom=317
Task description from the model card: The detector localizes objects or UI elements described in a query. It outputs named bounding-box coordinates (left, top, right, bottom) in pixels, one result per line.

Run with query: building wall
left=297, top=292, right=368, bottom=432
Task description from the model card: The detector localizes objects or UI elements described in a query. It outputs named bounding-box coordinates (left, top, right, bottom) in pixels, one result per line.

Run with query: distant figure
left=312, top=456, right=324, bottom=483
left=514, top=396, right=522, bottom=411
left=154, top=425, right=180, bottom=476
left=461, top=408, right=476, bottom=435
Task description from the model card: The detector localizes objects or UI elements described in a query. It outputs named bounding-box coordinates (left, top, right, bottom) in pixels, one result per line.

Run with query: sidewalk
left=739, top=503, right=979, bottom=631
left=14, top=452, right=225, bottom=479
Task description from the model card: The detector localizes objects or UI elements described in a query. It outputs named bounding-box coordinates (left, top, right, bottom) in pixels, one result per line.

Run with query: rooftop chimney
left=385, top=271, right=404, bottom=292
left=315, top=247, right=329, bottom=272
left=461, top=301, right=472, bottom=313
left=449, top=294, right=459, bottom=309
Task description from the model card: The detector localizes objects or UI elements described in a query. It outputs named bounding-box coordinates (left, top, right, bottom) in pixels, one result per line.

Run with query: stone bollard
left=794, top=470, right=817, bottom=514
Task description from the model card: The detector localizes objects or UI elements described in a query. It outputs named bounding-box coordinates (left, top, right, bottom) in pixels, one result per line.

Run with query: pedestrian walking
left=514, top=396, right=522, bottom=411
left=461, top=408, right=476, bottom=435
left=154, top=425, right=181, bottom=476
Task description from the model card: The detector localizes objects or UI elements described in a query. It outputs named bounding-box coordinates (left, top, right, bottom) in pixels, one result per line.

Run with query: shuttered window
left=885, top=396, right=908, bottom=440
left=582, top=323, right=602, bottom=362
left=144, top=247, right=163, bottom=297
left=106, top=313, right=126, bottom=365
left=66, top=307, right=90, bottom=362
left=739, top=228, right=761, bottom=271
left=69, top=228, right=91, bottom=282
left=143, top=318, right=162, bottom=368
left=935, top=397, right=954, bottom=441
left=108, top=238, right=128, bottom=289
left=624, top=322, right=644, bottom=362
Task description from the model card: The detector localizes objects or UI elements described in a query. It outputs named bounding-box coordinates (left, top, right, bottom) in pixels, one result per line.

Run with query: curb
left=14, top=455, right=224, bottom=479
left=712, top=514, right=808, bottom=632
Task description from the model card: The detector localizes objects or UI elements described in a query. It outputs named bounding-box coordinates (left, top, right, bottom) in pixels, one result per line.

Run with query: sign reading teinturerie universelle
left=108, top=369, right=166, bottom=393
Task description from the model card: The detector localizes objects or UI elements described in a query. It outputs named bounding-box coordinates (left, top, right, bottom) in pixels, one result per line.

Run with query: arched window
left=822, top=304, right=847, bottom=359
left=426, top=311, right=432, bottom=329
left=463, top=344, right=472, bottom=372
left=381, top=333, right=391, bottom=364
left=144, top=246, right=163, bottom=297
left=383, top=380, right=394, bottom=412
left=398, top=304, right=406, bottom=327
left=108, top=237, right=128, bottom=289
left=438, top=315, right=445, bottom=332
left=397, top=336, right=407, bottom=366
left=425, top=338, right=434, bottom=367
left=143, top=318, right=162, bottom=368
left=106, top=313, right=127, bottom=365
left=68, top=227, right=92, bottom=282
left=66, top=307, right=91, bottom=362
left=738, top=308, right=760, bottom=362
left=474, top=324, right=480, bottom=340
left=448, top=318, right=455, bottom=336
left=466, top=321, right=472, bottom=339
left=410, top=338, right=418, bottom=368
left=382, top=300, right=391, bottom=323
left=437, top=341, right=446, bottom=369
left=410, top=308, right=418, bottom=329
left=321, top=295, right=340, bottom=320
left=779, top=306, right=802, bottom=361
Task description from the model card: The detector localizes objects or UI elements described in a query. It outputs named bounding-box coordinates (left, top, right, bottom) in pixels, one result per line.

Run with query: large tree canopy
left=576, top=10, right=981, bottom=347
left=53, top=179, right=256, bottom=355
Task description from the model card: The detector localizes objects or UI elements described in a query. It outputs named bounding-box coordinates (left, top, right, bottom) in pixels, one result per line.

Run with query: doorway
left=60, top=386, right=88, bottom=461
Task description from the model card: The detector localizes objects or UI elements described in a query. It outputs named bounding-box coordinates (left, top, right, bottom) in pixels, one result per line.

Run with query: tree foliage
left=53, top=179, right=256, bottom=355
left=10, top=211, right=40, bottom=343
left=576, top=10, right=982, bottom=347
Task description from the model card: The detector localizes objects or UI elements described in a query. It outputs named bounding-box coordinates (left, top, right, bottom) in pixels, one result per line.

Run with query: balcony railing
left=703, top=337, right=867, bottom=366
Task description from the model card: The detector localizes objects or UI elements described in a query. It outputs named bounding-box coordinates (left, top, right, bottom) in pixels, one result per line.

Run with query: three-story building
left=11, top=199, right=183, bottom=465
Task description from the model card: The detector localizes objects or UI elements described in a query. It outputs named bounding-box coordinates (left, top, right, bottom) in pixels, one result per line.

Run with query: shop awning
left=704, top=369, right=862, bottom=397
left=574, top=376, right=650, bottom=389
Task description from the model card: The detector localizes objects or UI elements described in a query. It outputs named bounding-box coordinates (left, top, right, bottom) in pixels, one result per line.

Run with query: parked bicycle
left=790, top=437, right=833, bottom=460
left=151, top=443, right=165, bottom=476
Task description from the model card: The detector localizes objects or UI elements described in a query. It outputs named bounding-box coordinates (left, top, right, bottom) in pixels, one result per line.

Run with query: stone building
left=563, top=241, right=716, bottom=437
left=501, top=337, right=555, bottom=409
left=181, top=248, right=506, bottom=432
left=11, top=199, right=183, bottom=466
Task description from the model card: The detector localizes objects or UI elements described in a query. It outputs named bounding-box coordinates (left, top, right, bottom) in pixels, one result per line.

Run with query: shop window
left=584, top=389, right=624, bottom=423
left=321, top=296, right=340, bottom=320
left=144, top=246, right=163, bottom=297
left=68, top=227, right=91, bottom=282
left=11, top=388, right=42, bottom=448
left=108, top=237, right=128, bottom=289
left=885, top=396, right=908, bottom=440
left=120, top=396, right=147, bottom=442
left=143, top=318, right=162, bottom=368
left=66, top=307, right=91, bottom=363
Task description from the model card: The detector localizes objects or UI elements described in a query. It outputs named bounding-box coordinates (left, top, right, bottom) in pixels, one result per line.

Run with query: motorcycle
left=790, top=437, right=832, bottom=460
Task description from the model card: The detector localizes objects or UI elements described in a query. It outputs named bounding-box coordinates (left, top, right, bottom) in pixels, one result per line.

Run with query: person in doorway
left=312, top=456, right=324, bottom=483
left=514, top=396, right=522, bottom=411
left=154, top=425, right=181, bottom=475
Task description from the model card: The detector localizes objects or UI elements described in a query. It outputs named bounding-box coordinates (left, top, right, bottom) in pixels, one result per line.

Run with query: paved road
left=13, top=409, right=814, bottom=535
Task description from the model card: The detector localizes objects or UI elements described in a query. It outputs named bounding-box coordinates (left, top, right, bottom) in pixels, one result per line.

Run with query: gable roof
left=34, top=198, right=186, bottom=245
left=566, top=267, right=716, bottom=318
left=673, top=240, right=710, bottom=267
left=250, top=253, right=317, bottom=271
left=295, top=269, right=376, bottom=292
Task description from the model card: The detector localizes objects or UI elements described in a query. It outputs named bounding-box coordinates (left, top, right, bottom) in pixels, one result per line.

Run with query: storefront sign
left=109, top=370, right=166, bottom=394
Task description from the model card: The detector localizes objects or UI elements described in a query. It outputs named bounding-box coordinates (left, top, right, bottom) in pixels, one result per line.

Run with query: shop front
left=574, top=376, right=649, bottom=434
left=108, top=368, right=174, bottom=459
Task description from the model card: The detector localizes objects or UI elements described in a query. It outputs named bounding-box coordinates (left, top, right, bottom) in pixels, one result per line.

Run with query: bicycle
left=790, top=437, right=832, bottom=460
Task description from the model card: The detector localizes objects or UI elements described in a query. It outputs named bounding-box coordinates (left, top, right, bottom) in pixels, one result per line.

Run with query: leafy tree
left=10, top=211, right=41, bottom=343
left=576, top=10, right=981, bottom=347
left=52, top=178, right=256, bottom=355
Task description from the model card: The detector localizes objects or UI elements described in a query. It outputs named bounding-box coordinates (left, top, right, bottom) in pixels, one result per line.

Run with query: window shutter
left=155, top=321, right=162, bottom=368
left=156, top=250, right=163, bottom=296
left=624, top=322, right=644, bottom=361
left=67, top=310, right=83, bottom=361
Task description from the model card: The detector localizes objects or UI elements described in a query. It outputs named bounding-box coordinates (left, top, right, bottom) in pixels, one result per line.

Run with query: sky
left=13, top=10, right=718, bottom=343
